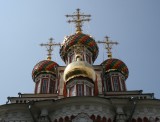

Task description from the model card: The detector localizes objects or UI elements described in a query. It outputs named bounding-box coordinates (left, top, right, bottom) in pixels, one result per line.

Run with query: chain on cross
left=66, top=8, right=91, bottom=33
left=40, top=38, right=61, bottom=60
left=97, top=36, right=118, bottom=58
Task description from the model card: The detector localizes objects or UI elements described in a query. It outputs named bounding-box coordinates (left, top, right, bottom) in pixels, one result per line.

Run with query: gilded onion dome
left=101, top=58, right=129, bottom=79
left=63, top=60, right=96, bottom=82
left=32, top=60, right=58, bottom=81
left=60, top=33, right=99, bottom=63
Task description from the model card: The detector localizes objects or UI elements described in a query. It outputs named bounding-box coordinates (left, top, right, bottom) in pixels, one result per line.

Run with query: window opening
left=112, top=76, right=119, bottom=91
left=49, top=80, right=55, bottom=93
left=86, top=85, right=92, bottom=96
left=41, top=79, right=48, bottom=93
left=77, top=84, right=84, bottom=96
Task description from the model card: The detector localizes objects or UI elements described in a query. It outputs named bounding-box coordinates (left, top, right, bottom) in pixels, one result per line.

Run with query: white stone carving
left=72, top=113, right=92, bottom=122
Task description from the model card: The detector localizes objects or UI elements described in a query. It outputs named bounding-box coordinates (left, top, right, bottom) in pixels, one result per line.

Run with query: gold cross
left=40, top=38, right=61, bottom=60
left=97, top=36, right=118, bottom=58
left=66, top=8, right=91, bottom=33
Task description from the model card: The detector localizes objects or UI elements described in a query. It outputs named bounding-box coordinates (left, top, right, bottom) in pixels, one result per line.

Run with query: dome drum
left=66, top=77, right=94, bottom=86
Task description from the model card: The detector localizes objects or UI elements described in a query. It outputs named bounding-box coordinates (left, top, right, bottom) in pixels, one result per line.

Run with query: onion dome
left=63, top=60, right=96, bottom=82
left=60, top=33, right=99, bottom=63
left=32, top=60, right=58, bottom=81
left=101, top=58, right=129, bottom=79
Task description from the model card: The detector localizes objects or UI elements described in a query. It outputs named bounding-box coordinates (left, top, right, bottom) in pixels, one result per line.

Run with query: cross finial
left=66, top=8, right=91, bottom=33
left=97, top=36, right=118, bottom=58
left=40, top=38, right=61, bottom=60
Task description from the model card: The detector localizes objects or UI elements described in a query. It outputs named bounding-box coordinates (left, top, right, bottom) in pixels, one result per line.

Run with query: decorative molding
left=73, top=113, right=92, bottom=122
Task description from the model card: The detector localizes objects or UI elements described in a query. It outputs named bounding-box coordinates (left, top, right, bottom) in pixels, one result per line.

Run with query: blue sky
left=0, top=0, right=160, bottom=104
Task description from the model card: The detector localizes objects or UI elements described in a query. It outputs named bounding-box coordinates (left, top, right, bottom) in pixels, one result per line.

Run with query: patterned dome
left=32, top=60, right=58, bottom=81
left=60, top=33, right=99, bottom=62
left=101, top=58, right=129, bottom=79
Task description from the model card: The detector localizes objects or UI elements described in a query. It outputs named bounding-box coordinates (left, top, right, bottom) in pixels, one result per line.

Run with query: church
left=0, top=9, right=160, bottom=122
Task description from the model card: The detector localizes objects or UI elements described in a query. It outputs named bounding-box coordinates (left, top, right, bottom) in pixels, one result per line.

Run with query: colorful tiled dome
left=60, top=33, right=99, bottom=62
left=32, top=60, right=58, bottom=81
left=101, top=58, right=129, bottom=79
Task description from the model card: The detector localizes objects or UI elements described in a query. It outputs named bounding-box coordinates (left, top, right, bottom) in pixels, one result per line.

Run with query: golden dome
left=63, top=61, right=96, bottom=82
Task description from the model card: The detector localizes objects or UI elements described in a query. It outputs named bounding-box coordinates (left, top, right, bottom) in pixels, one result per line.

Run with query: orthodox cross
left=97, top=36, right=118, bottom=58
left=66, top=8, right=91, bottom=33
left=40, top=38, right=61, bottom=60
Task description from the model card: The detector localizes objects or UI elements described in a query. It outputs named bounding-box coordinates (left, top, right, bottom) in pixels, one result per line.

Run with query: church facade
left=0, top=9, right=160, bottom=122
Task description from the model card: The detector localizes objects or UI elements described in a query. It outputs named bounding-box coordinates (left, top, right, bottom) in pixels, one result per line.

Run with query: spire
left=66, top=8, right=91, bottom=33
left=40, top=38, right=61, bottom=60
left=97, top=36, right=118, bottom=58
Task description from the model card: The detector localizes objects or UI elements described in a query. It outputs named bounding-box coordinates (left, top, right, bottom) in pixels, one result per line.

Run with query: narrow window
left=41, top=79, right=48, bottom=93
left=49, top=80, right=55, bottom=93
left=112, top=76, right=120, bottom=91
left=77, top=84, right=84, bottom=96
left=137, top=118, right=142, bottom=122
left=105, top=75, right=112, bottom=91
left=107, top=80, right=112, bottom=91
left=102, top=117, right=107, bottom=122
left=59, top=118, right=63, bottom=122
left=86, top=85, right=92, bottom=96
left=121, top=79, right=126, bottom=91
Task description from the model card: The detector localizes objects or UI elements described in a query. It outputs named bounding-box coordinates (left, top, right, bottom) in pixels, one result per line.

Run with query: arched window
left=90, top=115, right=95, bottom=121
left=67, top=78, right=94, bottom=97
left=59, top=117, right=63, bottom=122
left=77, top=84, right=84, bottom=96
left=108, top=118, right=112, bottom=122
left=155, top=117, right=160, bottom=122
left=112, top=76, right=120, bottom=91
left=105, top=74, right=112, bottom=92
left=65, top=116, right=69, bottom=122
left=121, top=79, right=126, bottom=91
left=86, top=85, right=92, bottom=96
left=102, top=117, right=107, bottom=122
left=143, top=117, right=148, bottom=122
left=71, top=115, right=75, bottom=120
left=137, top=118, right=142, bottom=122
left=41, top=79, right=48, bottom=93
left=96, top=115, right=101, bottom=122
left=132, top=118, right=136, bottom=122
left=156, top=117, right=160, bottom=121
left=49, top=79, right=55, bottom=93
